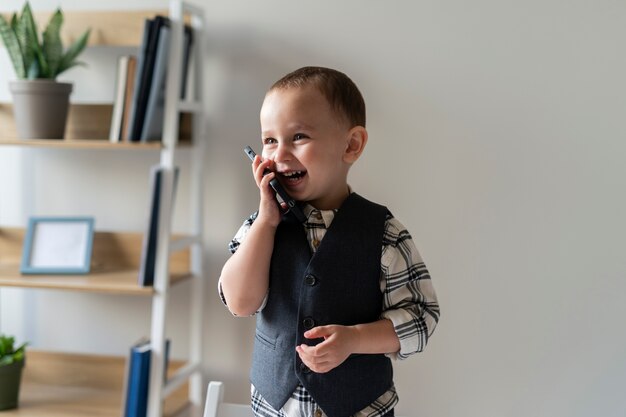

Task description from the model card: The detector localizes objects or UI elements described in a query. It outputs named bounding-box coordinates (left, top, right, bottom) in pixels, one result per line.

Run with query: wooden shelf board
left=0, top=103, right=193, bottom=146
left=0, top=138, right=166, bottom=150
left=2, top=350, right=188, bottom=417
left=0, top=10, right=167, bottom=47
left=0, top=265, right=192, bottom=295
left=0, top=228, right=192, bottom=295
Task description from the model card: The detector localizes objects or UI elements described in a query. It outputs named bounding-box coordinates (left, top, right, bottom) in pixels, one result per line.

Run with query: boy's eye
left=293, top=133, right=308, bottom=141
left=263, top=137, right=277, bottom=145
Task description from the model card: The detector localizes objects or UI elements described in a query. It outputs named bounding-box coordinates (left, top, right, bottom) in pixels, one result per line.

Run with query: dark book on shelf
left=128, top=16, right=170, bottom=142
left=138, top=165, right=180, bottom=286
left=140, top=25, right=170, bottom=142
left=180, top=24, right=194, bottom=100
left=123, top=339, right=150, bottom=417
left=123, top=339, right=171, bottom=417
left=125, top=18, right=154, bottom=142
left=141, top=24, right=194, bottom=142
left=138, top=166, right=162, bottom=286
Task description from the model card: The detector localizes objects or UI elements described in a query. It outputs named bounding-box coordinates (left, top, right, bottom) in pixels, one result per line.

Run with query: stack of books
left=109, top=16, right=193, bottom=143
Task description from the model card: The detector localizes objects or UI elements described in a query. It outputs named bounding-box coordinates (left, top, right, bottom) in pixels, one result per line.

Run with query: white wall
left=2, top=1, right=626, bottom=416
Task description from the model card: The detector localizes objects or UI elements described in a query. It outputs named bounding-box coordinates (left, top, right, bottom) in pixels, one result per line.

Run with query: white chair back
left=203, top=381, right=252, bottom=417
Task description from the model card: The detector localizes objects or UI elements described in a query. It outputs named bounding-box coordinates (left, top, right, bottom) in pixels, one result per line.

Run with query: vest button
left=303, top=317, right=315, bottom=330
left=305, top=274, right=317, bottom=286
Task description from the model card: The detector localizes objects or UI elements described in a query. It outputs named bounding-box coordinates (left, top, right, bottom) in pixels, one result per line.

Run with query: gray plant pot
left=9, top=80, right=73, bottom=139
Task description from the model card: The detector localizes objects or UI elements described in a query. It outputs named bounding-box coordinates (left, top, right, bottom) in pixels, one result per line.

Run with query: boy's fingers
left=304, top=326, right=330, bottom=339
left=297, top=343, right=327, bottom=359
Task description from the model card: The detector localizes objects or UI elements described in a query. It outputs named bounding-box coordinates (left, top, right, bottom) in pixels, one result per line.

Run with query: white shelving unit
left=0, top=2, right=206, bottom=416
left=148, top=2, right=206, bottom=417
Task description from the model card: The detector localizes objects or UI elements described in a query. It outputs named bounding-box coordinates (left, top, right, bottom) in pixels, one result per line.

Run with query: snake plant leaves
left=58, top=28, right=91, bottom=75
left=0, top=14, right=26, bottom=78
left=42, top=9, right=63, bottom=78
left=0, top=2, right=90, bottom=80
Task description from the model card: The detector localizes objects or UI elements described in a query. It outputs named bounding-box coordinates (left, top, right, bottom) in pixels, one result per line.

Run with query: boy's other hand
left=295, top=325, right=359, bottom=373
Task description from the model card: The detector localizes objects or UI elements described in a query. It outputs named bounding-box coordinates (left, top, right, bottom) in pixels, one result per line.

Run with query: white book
left=109, top=55, right=131, bottom=143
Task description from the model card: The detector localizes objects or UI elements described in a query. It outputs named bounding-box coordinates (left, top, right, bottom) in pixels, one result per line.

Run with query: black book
left=141, top=24, right=194, bottom=142
left=138, top=166, right=162, bottom=286
left=125, top=19, right=154, bottom=142
left=128, top=15, right=169, bottom=141
left=140, top=25, right=170, bottom=142
left=180, top=25, right=194, bottom=99
left=138, top=165, right=180, bottom=286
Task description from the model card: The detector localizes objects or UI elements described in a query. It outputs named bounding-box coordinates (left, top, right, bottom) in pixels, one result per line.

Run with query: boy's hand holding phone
left=245, top=146, right=306, bottom=224
left=251, top=154, right=284, bottom=227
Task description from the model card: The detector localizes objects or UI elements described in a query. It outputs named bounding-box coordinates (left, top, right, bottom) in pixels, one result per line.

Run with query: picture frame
left=20, top=216, right=95, bottom=275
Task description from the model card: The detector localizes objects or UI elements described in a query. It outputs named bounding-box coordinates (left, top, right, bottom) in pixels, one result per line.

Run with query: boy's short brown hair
left=269, top=66, right=366, bottom=128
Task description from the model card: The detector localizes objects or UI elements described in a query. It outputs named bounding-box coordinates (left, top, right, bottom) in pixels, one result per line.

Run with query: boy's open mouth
left=279, top=170, right=307, bottom=184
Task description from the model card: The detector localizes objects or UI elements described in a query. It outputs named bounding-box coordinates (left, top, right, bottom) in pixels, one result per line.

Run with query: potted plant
left=0, top=334, right=27, bottom=410
left=0, top=2, right=90, bottom=139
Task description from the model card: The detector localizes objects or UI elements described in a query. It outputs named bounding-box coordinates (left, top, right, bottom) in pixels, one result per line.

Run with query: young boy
left=219, top=67, right=439, bottom=417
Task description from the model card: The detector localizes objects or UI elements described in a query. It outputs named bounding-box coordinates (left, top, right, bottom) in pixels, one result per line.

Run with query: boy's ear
left=343, top=126, right=368, bottom=164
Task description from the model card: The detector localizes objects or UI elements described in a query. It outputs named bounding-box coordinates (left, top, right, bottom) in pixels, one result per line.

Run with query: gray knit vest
left=250, top=193, right=393, bottom=417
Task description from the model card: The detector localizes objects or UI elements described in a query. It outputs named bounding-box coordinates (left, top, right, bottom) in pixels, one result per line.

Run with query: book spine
left=109, top=56, right=130, bottom=143
left=126, top=19, right=154, bottom=142
left=123, top=339, right=170, bottom=417
left=138, top=166, right=162, bottom=286
left=129, top=16, right=169, bottom=141
left=120, top=56, right=138, bottom=142
left=124, top=344, right=151, bottom=417
left=140, top=25, right=170, bottom=142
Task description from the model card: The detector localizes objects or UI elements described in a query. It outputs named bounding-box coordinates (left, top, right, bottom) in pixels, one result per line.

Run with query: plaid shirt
left=220, top=202, right=440, bottom=417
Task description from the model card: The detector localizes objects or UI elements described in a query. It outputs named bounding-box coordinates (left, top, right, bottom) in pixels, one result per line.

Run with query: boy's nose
left=273, top=142, right=292, bottom=163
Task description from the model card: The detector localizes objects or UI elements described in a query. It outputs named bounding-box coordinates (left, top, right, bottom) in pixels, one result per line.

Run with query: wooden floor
left=4, top=350, right=189, bottom=417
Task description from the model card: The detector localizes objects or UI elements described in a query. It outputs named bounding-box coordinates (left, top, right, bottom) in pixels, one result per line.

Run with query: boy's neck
left=307, top=185, right=351, bottom=211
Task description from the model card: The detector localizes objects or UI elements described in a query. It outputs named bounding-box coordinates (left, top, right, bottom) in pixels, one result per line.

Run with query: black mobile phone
left=244, top=146, right=306, bottom=223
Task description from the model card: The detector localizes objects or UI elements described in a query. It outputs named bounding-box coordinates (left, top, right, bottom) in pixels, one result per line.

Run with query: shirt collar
left=303, top=204, right=336, bottom=228
left=301, top=186, right=353, bottom=228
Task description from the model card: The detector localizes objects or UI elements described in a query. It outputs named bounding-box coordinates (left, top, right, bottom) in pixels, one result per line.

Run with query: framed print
left=20, top=217, right=95, bottom=275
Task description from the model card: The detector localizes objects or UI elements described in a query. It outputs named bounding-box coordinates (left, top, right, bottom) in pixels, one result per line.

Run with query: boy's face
left=260, top=86, right=355, bottom=210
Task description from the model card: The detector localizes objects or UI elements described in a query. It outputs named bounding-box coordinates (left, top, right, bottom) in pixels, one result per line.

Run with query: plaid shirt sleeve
left=380, top=214, right=440, bottom=360
left=228, top=211, right=258, bottom=254
left=219, top=212, right=266, bottom=313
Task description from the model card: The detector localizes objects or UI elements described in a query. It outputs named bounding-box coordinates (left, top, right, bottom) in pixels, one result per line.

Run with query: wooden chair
left=203, top=381, right=252, bottom=417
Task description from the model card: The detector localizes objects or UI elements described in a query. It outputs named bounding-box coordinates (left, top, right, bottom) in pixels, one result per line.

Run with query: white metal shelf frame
left=148, top=1, right=206, bottom=417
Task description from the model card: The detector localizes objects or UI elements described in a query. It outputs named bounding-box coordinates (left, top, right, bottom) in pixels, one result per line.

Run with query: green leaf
left=0, top=335, right=27, bottom=366
left=57, top=28, right=90, bottom=77
left=0, top=335, right=14, bottom=353
left=20, top=2, right=48, bottom=79
left=26, top=58, right=41, bottom=79
left=0, top=14, right=26, bottom=78
left=10, top=13, right=18, bottom=30
left=14, top=9, right=34, bottom=75
left=42, top=9, right=63, bottom=78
